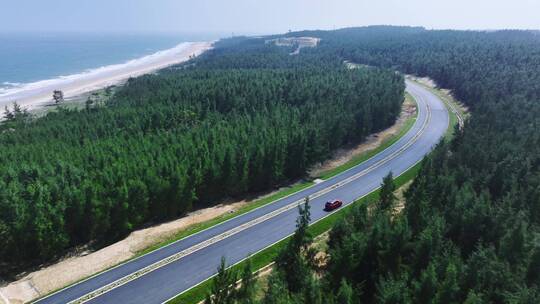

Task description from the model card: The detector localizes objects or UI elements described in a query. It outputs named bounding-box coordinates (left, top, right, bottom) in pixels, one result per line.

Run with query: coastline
left=0, top=41, right=214, bottom=304
left=0, top=41, right=213, bottom=111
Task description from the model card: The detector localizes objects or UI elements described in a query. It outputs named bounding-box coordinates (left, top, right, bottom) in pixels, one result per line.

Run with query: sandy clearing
left=265, top=36, right=320, bottom=55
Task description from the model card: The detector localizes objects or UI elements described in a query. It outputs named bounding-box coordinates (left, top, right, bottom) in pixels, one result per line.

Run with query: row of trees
left=0, top=38, right=404, bottom=273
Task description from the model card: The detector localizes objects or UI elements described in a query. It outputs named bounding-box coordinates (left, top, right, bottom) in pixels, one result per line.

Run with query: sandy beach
left=0, top=41, right=212, bottom=111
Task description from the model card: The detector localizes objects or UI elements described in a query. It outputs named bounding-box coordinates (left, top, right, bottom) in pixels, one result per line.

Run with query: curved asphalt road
left=34, top=80, right=448, bottom=304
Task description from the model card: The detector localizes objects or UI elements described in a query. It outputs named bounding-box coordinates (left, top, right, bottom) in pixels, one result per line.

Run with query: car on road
left=324, top=200, right=343, bottom=211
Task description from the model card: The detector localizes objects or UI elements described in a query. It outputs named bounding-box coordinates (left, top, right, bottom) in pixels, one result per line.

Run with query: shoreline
left=0, top=41, right=213, bottom=111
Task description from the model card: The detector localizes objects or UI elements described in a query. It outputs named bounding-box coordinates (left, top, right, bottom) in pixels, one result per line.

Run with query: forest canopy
left=0, top=36, right=404, bottom=272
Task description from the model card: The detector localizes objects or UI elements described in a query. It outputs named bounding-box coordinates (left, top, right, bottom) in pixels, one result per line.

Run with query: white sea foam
left=1, top=82, right=23, bottom=87
left=0, top=42, right=195, bottom=105
left=0, top=82, right=23, bottom=94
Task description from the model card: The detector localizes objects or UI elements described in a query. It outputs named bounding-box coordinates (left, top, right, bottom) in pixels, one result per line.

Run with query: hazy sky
left=2, top=0, right=540, bottom=34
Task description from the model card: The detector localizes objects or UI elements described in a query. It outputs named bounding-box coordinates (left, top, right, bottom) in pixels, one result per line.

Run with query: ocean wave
left=0, top=42, right=193, bottom=100
left=1, top=82, right=23, bottom=87
left=0, top=82, right=23, bottom=94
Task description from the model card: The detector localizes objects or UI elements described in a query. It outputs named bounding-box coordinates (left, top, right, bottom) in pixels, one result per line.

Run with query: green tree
left=413, top=263, right=438, bottom=303
left=376, top=275, right=411, bottom=304
left=276, top=198, right=315, bottom=293
left=53, top=90, right=64, bottom=103
left=379, top=172, right=396, bottom=211
left=435, top=262, right=461, bottom=304
left=236, top=258, right=256, bottom=304
left=205, top=257, right=238, bottom=304
left=303, top=275, right=323, bottom=304
left=263, top=271, right=293, bottom=304
left=336, top=279, right=354, bottom=304
left=526, top=246, right=540, bottom=285
left=3, top=105, right=14, bottom=121
left=463, top=291, right=485, bottom=304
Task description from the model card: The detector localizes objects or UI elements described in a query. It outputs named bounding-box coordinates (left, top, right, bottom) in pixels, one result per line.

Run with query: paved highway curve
left=34, top=80, right=448, bottom=304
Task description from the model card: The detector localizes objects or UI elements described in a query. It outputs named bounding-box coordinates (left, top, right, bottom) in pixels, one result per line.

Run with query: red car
left=324, top=200, right=343, bottom=211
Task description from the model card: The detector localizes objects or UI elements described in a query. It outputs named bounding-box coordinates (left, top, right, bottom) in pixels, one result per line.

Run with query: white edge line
left=33, top=82, right=424, bottom=303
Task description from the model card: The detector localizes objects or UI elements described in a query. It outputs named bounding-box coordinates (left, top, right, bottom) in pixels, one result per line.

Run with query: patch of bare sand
left=394, top=180, right=414, bottom=215
left=309, top=95, right=417, bottom=178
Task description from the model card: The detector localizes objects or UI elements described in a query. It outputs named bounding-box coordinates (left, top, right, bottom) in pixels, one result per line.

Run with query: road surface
left=34, top=80, right=448, bottom=304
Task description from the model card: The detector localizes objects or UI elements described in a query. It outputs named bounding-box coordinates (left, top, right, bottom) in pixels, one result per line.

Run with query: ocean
left=0, top=32, right=220, bottom=98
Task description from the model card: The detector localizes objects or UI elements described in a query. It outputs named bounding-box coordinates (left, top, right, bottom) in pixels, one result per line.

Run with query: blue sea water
left=0, top=32, right=220, bottom=93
